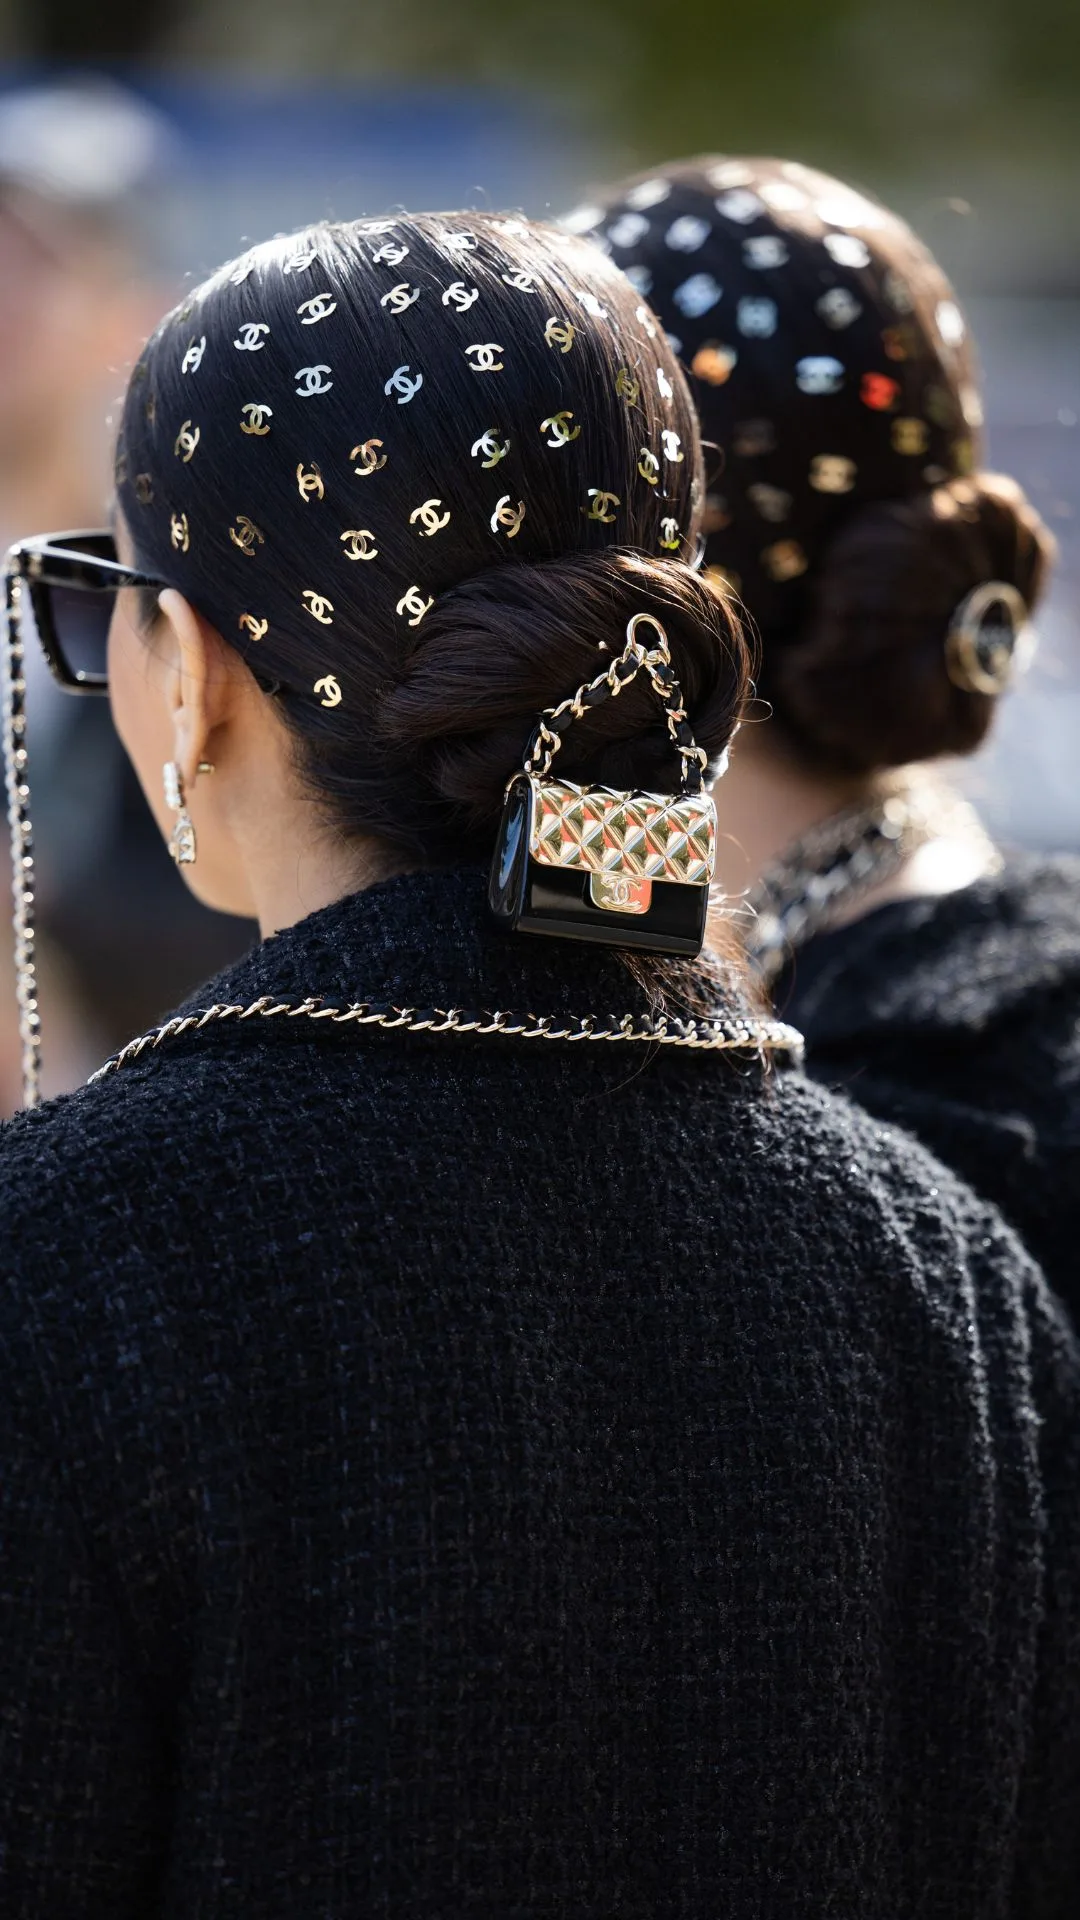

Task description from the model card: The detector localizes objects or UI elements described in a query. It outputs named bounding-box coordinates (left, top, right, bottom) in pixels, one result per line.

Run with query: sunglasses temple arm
left=2, top=569, right=41, bottom=1108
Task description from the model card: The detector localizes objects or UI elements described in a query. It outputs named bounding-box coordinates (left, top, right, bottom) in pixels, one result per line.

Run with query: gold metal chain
left=525, top=613, right=709, bottom=789
left=89, top=992, right=805, bottom=1082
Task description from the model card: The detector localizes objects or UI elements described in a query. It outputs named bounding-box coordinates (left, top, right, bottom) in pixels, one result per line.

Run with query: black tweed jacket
left=1, top=868, right=1079, bottom=1919
left=777, top=856, right=1080, bottom=1323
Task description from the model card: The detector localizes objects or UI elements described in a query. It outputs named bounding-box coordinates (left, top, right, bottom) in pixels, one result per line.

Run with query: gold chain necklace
left=89, top=992, right=805, bottom=1082
left=744, top=780, right=1000, bottom=985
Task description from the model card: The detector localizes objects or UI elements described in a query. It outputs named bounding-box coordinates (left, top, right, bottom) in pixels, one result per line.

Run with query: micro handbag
left=489, top=613, right=718, bottom=957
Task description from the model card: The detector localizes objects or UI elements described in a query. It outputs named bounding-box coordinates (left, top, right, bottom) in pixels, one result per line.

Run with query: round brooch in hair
left=944, top=580, right=1035, bottom=696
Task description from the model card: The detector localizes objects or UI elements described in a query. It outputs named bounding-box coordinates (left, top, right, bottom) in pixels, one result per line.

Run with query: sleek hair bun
left=762, top=472, right=1056, bottom=772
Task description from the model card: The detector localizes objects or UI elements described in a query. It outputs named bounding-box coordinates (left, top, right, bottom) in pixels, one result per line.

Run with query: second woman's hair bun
left=762, top=471, right=1056, bottom=774
left=375, top=549, right=751, bottom=853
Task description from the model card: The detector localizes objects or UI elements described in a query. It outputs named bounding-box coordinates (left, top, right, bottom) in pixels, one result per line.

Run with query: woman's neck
left=711, top=722, right=872, bottom=901
left=711, top=722, right=997, bottom=922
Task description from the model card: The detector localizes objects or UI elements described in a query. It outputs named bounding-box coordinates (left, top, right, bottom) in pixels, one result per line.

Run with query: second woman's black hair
left=116, top=212, right=749, bottom=861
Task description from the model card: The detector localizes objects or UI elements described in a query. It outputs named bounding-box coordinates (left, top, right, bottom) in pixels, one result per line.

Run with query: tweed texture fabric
left=778, top=854, right=1080, bottom=1323
left=1, top=867, right=1079, bottom=1918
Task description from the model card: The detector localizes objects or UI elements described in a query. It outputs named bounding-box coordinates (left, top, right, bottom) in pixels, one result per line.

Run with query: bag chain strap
left=2, top=568, right=40, bottom=1107
left=88, top=993, right=805, bottom=1082
left=524, top=613, right=708, bottom=794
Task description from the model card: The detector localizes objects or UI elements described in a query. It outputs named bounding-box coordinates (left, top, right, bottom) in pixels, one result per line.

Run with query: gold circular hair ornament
left=944, top=581, right=1035, bottom=696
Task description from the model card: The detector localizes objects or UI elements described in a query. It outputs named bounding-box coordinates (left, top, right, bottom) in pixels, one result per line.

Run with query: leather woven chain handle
left=524, top=613, right=708, bottom=795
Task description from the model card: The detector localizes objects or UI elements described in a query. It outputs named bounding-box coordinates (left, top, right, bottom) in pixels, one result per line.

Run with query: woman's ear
left=155, top=589, right=244, bottom=787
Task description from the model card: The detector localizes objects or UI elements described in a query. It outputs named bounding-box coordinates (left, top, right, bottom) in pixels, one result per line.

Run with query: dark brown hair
left=577, top=157, right=1057, bottom=775
left=764, top=472, right=1056, bottom=773
left=116, top=211, right=751, bottom=862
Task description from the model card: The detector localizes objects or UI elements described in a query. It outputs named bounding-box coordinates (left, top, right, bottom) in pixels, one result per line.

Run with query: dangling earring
left=163, top=760, right=196, bottom=865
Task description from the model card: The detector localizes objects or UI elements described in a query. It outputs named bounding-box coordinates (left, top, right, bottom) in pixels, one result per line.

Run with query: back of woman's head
left=570, top=158, right=1055, bottom=772
left=116, top=212, right=748, bottom=860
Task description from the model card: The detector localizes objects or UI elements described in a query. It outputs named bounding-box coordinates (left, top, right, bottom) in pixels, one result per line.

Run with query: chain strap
left=525, top=613, right=709, bottom=793
left=2, top=567, right=41, bottom=1107
left=745, top=780, right=1001, bottom=985
left=88, top=992, right=804, bottom=1082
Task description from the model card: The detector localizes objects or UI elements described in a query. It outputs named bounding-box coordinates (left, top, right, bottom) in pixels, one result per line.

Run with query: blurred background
left=0, top=0, right=1076, bottom=1102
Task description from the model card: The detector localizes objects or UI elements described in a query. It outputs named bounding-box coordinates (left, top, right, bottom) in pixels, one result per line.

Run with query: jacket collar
left=182, top=866, right=752, bottom=1026
left=780, top=854, right=1080, bottom=1041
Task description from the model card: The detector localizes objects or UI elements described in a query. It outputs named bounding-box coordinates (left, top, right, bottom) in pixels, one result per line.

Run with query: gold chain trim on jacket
left=88, top=993, right=805, bottom=1082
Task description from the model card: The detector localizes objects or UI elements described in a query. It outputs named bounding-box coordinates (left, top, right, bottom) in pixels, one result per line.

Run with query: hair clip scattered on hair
left=229, top=258, right=256, bottom=285
left=301, top=590, right=334, bottom=625
left=134, top=473, right=154, bottom=505
left=809, top=454, right=856, bottom=494
left=471, top=428, right=510, bottom=467
left=240, top=402, right=273, bottom=436
left=371, top=240, right=409, bottom=267
left=691, top=343, right=738, bottom=385
left=350, top=438, right=387, bottom=475
left=661, top=429, right=683, bottom=464
left=170, top=512, right=190, bottom=552
left=234, top=322, right=270, bottom=352
left=656, top=367, right=674, bottom=401
left=575, top=291, right=606, bottom=321
left=491, top=496, right=526, bottom=539
left=861, top=372, right=900, bottom=411
left=284, top=247, right=319, bottom=275
left=229, top=515, right=265, bottom=557
left=409, top=498, right=451, bottom=537
left=441, top=230, right=478, bottom=255
left=384, top=365, right=423, bottom=405
left=181, top=337, right=206, bottom=375
left=501, top=269, right=536, bottom=292
left=442, top=281, right=479, bottom=312
left=762, top=540, right=808, bottom=581
left=659, top=517, right=682, bottom=552
left=380, top=283, right=421, bottom=315
left=465, top=343, right=505, bottom=373
left=396, top=585, right=434, bottom=626
left=341, top=528, right=378, bottom=561
left=238, top=613, right=268, bottom=642
left=295, top=365, right=333, bottom=398
left=615, top=366, right=640, bottom=405
left=540, top=411, right=580, bottom=449
left=174, top=420, right=200, bottom=463
left=635, top=304, right=657, bottom=339
left=313, top=674, right=342, bottom=707
left=297, top=293, right=338, bottom=325
left=544, top=317, right=575, bottom=354
left=892, top=417, right=929, bottom=455
left=296, top=462, right=324, bottom=502
left=637, top=448, right=660, bottom=485
left=585, top=489, right=620, bottom=524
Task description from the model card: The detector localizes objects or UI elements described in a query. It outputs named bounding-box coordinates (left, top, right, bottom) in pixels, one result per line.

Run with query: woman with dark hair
left=573, top=159, right=1080, bottom=1309
left=1, top=211, right=1079, bottom=1916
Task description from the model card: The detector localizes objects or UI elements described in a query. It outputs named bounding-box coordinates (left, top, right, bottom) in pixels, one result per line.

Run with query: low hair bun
left=762, top=472, right=1056, bottom=773
left=373, top=550, right=751, bottom=858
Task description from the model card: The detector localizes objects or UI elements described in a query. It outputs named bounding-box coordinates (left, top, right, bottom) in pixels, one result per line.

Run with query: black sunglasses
left=5, top=529, right=290, bottom=700
left=5, top=529, right=166, bottom=694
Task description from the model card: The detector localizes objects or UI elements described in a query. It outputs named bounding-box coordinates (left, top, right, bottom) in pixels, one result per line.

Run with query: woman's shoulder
left=782, top=851, right=1080, bottom=1044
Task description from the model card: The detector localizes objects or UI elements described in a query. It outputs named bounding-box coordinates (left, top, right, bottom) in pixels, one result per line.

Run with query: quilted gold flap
left=527, top=777, right=716, bottom=886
